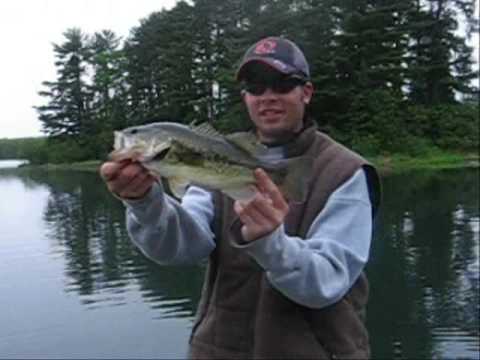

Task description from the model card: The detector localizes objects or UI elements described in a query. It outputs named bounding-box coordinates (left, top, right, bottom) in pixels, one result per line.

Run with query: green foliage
left=405, top=0, right=478, bottom=105
left=410, top=103, right=480, bottom=150
left=32, top=0, right=479, bottom=165
left=44, top=137, right=95, bottom=164
left=0, top=138, right=48, bottom=164
left=216, top=107, right=252, bottom=134
left=36, top=28, right=93, bottom=138
left=338, top=89, right=479, bottom=156
left=341, top=89, right=411, bottom=154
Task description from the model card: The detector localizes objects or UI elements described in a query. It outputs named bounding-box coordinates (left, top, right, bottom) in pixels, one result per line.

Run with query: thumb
left=100, top=161, right=128, bottom=181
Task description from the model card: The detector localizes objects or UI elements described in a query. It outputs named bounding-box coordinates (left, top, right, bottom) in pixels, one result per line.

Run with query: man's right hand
left=99, top=160, right=157, bottom=200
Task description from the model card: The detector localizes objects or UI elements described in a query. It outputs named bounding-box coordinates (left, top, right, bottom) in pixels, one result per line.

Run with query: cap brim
left=235, top=57, right=297, bottom=81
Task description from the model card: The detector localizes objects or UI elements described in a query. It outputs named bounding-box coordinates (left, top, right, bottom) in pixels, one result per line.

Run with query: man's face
left=241, top=64, right=313, bottom=144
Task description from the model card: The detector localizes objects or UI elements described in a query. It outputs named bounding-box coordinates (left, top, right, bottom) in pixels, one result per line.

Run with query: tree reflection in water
left=368, top=168, right=479, bottom=359
left=21, top=169, right=204, bottom=319
left=5, top=167, right=479, bottom=359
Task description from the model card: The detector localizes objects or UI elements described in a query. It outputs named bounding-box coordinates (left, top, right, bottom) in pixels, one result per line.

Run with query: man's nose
left=259, top=87, right=279, bottom=100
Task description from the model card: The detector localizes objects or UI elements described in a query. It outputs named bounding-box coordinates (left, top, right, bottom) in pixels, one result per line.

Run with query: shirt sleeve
left=124, top=182, right=216, bottom=265
left=232, top=168, right=373, bottom=309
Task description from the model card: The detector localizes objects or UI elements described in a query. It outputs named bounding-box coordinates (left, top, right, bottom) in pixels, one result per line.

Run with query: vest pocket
left=193, top=305, right=252, bottom=352
left=302, top=298, right=370, bottom=359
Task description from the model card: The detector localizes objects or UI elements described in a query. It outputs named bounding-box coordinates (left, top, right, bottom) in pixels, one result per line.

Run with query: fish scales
left=110, top=122, right=312, bottom=201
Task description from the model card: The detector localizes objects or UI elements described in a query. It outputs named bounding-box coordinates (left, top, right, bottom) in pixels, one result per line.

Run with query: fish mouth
left=152, top=147, right=170, bottom=161
left=138, top=141, right=171, bottom=162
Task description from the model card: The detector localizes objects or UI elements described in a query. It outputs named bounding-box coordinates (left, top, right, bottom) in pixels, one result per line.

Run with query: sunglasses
left=243, top=76, right=307, bottom=96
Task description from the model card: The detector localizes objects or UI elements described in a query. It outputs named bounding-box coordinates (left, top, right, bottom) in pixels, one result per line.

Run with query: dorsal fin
left=226, top=131, right=268, bottom=156
left=192, top=122, right=223, bottom=139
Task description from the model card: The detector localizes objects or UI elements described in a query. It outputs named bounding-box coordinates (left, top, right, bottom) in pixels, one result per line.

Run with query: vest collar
left=281, top=120, right=318, bottom=158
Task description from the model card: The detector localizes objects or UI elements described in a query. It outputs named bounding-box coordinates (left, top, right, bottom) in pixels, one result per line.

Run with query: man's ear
left=302, top=82, right=314, bottom=105
left=241, top=89, right=247, bottom=100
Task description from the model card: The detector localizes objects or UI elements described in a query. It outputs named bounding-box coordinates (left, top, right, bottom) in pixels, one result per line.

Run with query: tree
left=123, top=2, right=197, bottom=125
left=406, top=0, right=479, bottom=105
left=36, top=28, right=92, bottom=139
left=89, top=30, right=128, bottom=157
left=191, top=0, right=260, bottom=129
left=32, top=0, right=478, bottom=163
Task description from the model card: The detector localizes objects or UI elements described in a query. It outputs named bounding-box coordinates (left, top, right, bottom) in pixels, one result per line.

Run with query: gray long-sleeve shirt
left=124, top=162, right=372, bottom=309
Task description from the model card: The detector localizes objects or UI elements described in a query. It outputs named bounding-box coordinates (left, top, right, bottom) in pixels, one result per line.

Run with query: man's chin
left=257, top=126, right=298, bottom=145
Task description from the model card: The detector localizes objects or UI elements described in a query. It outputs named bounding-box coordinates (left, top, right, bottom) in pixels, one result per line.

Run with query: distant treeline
left=31, top=0, right=478, bottom=164
left=0, top=137, right=46, bottom=162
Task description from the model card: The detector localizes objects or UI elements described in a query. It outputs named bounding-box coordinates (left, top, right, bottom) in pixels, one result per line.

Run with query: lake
left=0, top=161, right=478, bottom=359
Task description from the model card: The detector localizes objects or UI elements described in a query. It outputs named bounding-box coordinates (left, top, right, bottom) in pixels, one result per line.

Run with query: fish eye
left=130, top=129, right=138, bottom=135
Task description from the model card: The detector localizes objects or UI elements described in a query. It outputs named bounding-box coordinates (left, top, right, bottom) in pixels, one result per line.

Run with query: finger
left=100, top=160, right=130, bottom=182
left=113, top=163, right=147, bottom=190
left=250, top=193, right=281, bottom=224
left=119, top=172, right=156, bottom=199
left=247, top=195, right=282, bottom=230
left=255, top=169, right=288, bottom=210
left=234, top=200, right=244, bottom=216
left=244, top=206, right=275, bottom=228
left=234, top=201, right=259, bottom=227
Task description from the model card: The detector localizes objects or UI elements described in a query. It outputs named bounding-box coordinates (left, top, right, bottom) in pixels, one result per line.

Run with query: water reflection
left=0, top=159, right=28, bottom=168
left=1, top=167, right=479, bottom=359
left=368, top=169, right=479, bottom=359
left=8, top=169, right=204, bottom=319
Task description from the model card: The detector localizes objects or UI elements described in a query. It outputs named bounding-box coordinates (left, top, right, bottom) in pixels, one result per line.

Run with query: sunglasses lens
left=244, top=77, right=305, bottom=95
left=274, top=80, right=299, bottom=94
left=244, top=83, right=267, bottom=95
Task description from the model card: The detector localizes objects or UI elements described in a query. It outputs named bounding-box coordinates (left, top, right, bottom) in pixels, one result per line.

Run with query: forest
left=1, top=0, right=478, bottom=164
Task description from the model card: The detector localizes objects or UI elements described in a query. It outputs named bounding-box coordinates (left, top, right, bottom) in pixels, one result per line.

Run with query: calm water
left=1, top=161, right=479, bottom=359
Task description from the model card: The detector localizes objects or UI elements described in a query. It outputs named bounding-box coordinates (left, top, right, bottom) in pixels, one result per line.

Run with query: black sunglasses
left=243, top=76, right=307, bottom=96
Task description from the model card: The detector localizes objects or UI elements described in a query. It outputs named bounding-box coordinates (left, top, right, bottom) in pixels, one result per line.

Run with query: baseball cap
left=236, top=37, right=310, bottom=81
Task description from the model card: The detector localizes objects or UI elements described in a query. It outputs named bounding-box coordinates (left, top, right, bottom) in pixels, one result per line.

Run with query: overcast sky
left=0, top=0, right=179, bottom=139
left=0, top=1, right=478, bottom=139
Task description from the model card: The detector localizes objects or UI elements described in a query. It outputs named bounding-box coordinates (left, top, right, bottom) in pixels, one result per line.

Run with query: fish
left=109, top=121, right=313, bottom=202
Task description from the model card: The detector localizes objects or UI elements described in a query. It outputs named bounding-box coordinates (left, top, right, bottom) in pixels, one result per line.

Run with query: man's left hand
left=234, top=168, right=289, bottom=242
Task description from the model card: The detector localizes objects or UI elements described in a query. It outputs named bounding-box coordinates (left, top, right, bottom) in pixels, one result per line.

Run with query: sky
left=0, top=1, right=478, bottom=139
left=0, top=0, right=179, bottom=139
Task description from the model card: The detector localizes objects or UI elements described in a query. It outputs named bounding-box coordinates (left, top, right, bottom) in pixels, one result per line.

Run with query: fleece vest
left=188, top=125, right=381, bottom=359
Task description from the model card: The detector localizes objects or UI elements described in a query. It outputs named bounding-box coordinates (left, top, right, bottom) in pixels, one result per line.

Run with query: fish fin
left=189, top=119, right=200, bottom=127
left=277, top=156, right=315, bottom=203
left=193, top=122, right=223, bottom=139
left=167, top=176, right=190, bottom=199
left=223, top=186, right=256, bottom=201
left=226, top=132, right=268, bottom=156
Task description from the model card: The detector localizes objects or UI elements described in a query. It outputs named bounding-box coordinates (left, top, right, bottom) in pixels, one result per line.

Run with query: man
left=100, top=36, right=381, bottom=359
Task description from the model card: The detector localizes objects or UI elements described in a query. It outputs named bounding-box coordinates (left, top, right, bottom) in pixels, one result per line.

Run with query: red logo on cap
left=254, top=39, right=277, bottom=55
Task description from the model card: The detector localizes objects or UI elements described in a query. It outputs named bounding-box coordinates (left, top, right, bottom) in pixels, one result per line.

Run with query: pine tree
left=313, top=0, right=413, bottom=142
left=89, top=30, right=128, bottom=156
left=406, top=0, right=479, bottom=105
left=124, top=1, right=196, bottom=125
left=36, top=28, right=92, bottom=138
left=195, top=0, right=260, bottom=130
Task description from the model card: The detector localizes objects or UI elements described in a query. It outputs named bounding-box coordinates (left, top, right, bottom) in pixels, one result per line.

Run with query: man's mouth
left=259, top=109, right=284, bottom=117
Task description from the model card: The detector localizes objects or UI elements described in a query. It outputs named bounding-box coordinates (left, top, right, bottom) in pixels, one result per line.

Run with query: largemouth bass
left=110, top=122, right=312, bottom=201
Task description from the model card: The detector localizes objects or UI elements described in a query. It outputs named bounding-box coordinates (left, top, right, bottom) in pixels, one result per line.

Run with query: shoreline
left=370, top=152, right=479, bottom=175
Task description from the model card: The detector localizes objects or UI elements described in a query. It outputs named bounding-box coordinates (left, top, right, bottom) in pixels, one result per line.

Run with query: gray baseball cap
left=236, top=37, right=310, bottom=81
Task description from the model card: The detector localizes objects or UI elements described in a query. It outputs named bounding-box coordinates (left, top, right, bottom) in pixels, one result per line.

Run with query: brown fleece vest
left=188, top=125, right=381, bottom=359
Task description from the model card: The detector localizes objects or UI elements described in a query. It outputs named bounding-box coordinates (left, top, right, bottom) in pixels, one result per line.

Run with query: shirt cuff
left=122, top=181, right=164, bottom=209
left=122, top=182, right=168, bottom=225
left=230, top=223, right=301, bottom=272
